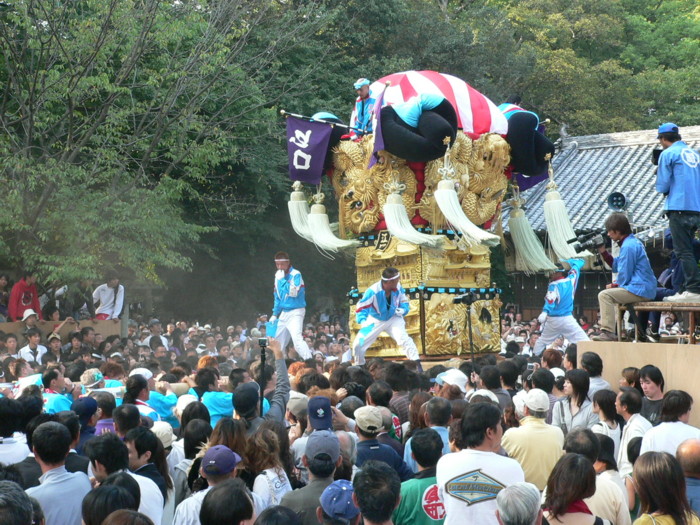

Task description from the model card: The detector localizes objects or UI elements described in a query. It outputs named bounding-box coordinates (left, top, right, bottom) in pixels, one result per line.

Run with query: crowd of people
left=0, top=305, right=699, bottom=525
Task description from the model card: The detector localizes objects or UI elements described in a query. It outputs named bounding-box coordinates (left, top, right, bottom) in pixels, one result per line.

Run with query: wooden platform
left=616, top=301, right=700, bottom=343
left=579, top=340, right=700, bottom=427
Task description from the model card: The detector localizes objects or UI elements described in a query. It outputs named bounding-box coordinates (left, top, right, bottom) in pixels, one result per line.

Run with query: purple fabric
left=94, top=418, right=115, bottom=436
left=368, top=85, right=387, bottom=168
left=515, top=171, right=548, bottom=191
left=286, top=117, right=332, bottom=184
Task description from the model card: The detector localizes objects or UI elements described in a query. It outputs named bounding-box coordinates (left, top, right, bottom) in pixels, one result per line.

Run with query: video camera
left=453, top=292, right=478, bottom=305
left=567, top=231, right=605, bottom=254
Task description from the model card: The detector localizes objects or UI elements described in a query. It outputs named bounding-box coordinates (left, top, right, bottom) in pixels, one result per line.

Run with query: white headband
left=381, top=273, right=400, bottom=281
left=275, top=258, right=290, bottom=262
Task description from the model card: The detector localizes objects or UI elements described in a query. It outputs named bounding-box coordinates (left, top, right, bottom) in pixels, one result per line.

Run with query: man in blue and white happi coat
left=533, top=258, right=589, bottom=355
left=351, top=267, right=420, bottom=365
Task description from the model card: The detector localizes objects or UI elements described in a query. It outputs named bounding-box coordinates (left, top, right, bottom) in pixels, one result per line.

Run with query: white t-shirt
left=591, top=420, right=622, bottom=459
left=253, top=467, right=292, bottom=509
left=173, top=486, right=211, bottom=525
left=436, top=449, right=524, bottom=525
left=640, top=421, right=700, bottom=456
left=128, top=471, right=164, bottom=525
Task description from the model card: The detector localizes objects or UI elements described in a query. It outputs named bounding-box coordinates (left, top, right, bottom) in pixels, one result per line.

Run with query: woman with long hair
left=551, top=369, right=598, bottom=435
left=633, top=451, right=699, bottom=525
left=258, top=419, right=301, bottom=489
left=591, top=389, right=622, bottom=458
left=246, top=427, right=292, bottom=509
left=543, top=453, right=600, bottom=524
left=402, top=391, right=432, bottom=442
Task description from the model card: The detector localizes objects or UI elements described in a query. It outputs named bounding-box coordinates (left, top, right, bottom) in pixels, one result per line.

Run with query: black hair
left=195, top=368, right=218, bottom=392
left=497, top=360, right=519, bottom=388
left=0, top=465, right=23, bottom=484
left=640, top=365, right=665, bottom=392
left=0, top=480, right=33, bottom=525
left=353, top=460, right=401, bottom=523
left=41, top=368, right=60, bottom=389
left=564, top=345, right=577, bottom=369
left=339, top=395, right=364, bottom=420
left=658, top=131, right=681, bottom=143
left=531, top=368, right=555, bottom=394
left=113, top=404, right=141, bottom=435
left=229, top=369, right=247, bottom=391
left=619, top=387, right=642, bottom=415
left=425, top=396, right=452, bottom=427
left=592, top=389, right=618, bottom=423
left=381, top=267, right=399, bottom=281
left=101, top=472, right=142, bottom=509
left=565, top=369, right=589, bottom=408
left=604, top=212, right=632, bottom=235
left=199, top=478, right=253, bottom=525
left=25, top=327, right=41, bottom=338
left=184, top=419, right=213, bottom=459
left=24, top=413, right=57, bottom=451
left=307, top=456, right=336, bottom=478
left=478, top=365, right=501, bottom=390
left=33, top=421, right=71, bottom=464
left=125, top=427, right=173, bottom=492
left=122, top=375, right=148, bottom=405
left=563, top=428, right=600, bottom=464
left=82, top=485, right=137, bottom=525
left=254, top=506, right=301, bottom=525
left=581, top=351, right=603, bottom=377
left=80, top=326, right=95, bottom=337
left=384, top=362, right=407, bottom=391
left=460, top=402, right=502, bottom=448
left=91, top=391, right=116, bottom=418
left=17, top=394, right=44, bottom=432
left=84, top=432, right=129, bottom=474
left=410, top=428, right=444, bottom=468
left=56, top=411, right=81, bottom=442
left=660, top=390, right=693, bottom=423
left=595, top=433, right=618, bottom=471
left=297, top=372, right=330, bottom=395
left=544, top=453, right=596, bottom=519
left=366, top=380, right=393, bottom=407
left=627, top=436, right=643, bottom=466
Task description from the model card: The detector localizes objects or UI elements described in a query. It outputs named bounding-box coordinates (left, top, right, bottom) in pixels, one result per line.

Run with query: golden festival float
left=283, top=70, right=579, bottom=360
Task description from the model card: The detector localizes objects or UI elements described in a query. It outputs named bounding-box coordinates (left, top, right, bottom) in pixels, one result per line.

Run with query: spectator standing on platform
left=93, top=275, right=124, bottom=320
left=656, top=123, right=700, bottom=303
left=8, top=271, right=42, bottom=322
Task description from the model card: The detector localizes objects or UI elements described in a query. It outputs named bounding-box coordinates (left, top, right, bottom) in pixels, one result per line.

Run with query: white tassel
left=308, top=203, right=360, bottom=252
left=383, top=194, right=444, bottom=248
left=434, top=179, right=500, bottom=247
left=544, top=188, right=592, bottom=259
left=508, top=207, right=557, bottom=274
left=287, top=190, right=314, bottom=242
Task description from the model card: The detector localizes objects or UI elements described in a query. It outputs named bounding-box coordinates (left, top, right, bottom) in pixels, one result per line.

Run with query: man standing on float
left=352, top=267, right=420, bottom=365
left=271, top=252, right=312, bottom=359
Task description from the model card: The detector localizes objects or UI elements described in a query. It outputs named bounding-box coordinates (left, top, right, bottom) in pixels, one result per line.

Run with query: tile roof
left=503, top=125, right=700, bottom=233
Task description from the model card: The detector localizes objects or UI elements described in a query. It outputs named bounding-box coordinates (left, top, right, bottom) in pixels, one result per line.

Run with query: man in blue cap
left=656, top=122, right=700, bottom=303
left=317, top=479, right=361, bottom=525
left=350, top=78, right=376, bottom=136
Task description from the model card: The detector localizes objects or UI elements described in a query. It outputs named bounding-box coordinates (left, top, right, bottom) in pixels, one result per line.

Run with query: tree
left=0, top=0, right=332, bottom=284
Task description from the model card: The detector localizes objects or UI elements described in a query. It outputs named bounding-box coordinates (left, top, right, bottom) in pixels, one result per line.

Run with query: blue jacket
left=355, top=281, right=410, bottom=324
left=656, top=141, right=700, bottom=212
left=351, top=94, right=376, bottom=135
left=613, top=234, right=656, bottom=299
left=393, top=94, right=445, bottom=128
left=357, top=439, right=414, bottom=481
left=543, top=258, right=584, bottom=317
left=43, top=392, right=73, bottom=414
left=273, top=267, right=306, bottom=316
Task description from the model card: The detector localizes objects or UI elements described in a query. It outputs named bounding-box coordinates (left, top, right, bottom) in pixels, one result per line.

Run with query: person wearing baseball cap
left=349, top=78, right=376, bottom=137
left=173, top=444, right=242, bottom=524
left=656, top=122, right=700, bottom=303
left=354, top=406, right=413, bottom=481
left=317, top=479, right=360, bottom=525
left=71, top=396, right=100, bottom=454
left=308, top=396, right=333, bottom=431
left=281, top=430, right=341, bottom=525
left=501, top=388, right=565, bottom=490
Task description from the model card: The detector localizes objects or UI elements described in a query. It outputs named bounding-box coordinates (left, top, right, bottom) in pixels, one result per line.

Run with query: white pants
left=276, top=308, right=312, bottom=360
left=533, top=315, right=589, bottom=355
left=352, top=315, right=419, bottom=364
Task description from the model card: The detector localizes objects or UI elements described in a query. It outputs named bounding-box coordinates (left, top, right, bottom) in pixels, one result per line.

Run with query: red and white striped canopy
left=370, top=71, right=508, bottom=136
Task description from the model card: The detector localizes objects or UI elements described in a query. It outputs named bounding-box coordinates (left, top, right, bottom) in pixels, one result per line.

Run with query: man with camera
left=592, top=213, right=656, bottom=341
left=656, top=122, right=700, bottom=303
left=270, top=251, right=313, bottom=359
left=352, top=267, right=420, bottom=365
left=533, top=258, right=589, bottom=355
